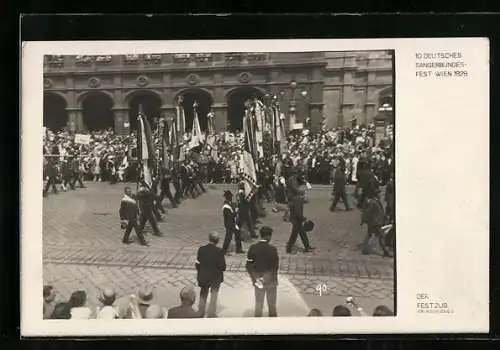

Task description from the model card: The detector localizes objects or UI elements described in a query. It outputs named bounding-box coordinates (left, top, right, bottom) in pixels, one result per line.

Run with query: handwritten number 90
left=316, top=284, right=328, bottom=296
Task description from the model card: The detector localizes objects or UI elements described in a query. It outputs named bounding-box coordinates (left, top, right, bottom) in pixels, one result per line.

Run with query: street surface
left=43, top=182, right=394, bottom=317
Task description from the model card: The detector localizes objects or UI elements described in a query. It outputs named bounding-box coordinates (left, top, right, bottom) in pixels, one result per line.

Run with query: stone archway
left=81, top=92, right=115, bottom=131
left=177, top=88, right=213, bottom=132
left=226, top=87, right=266, bottom=132
left=127, top=91, right=162, bottom=131
left=43, top=92, right=68, bottom=131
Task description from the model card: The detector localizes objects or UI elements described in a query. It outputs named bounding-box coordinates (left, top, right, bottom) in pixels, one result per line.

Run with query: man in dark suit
left=286, top=186, right=313, bottom=254
left=361, top=189, right=390, bottom=257
left=119, top=187, right=149, bottom=246
left=43, top=156, right=58, bottom=197
left=160, top=169, right=177, bottom=208
left=236, top=182, right=256, bottom=239
left=137, top=182, right=163, bottom=237
left=246, top=226, right=279, bottom=317
left=167, top=286, right=201, bottom=319
left=195, top=232, right=226, bottom=317
left=222, top=190, right=244, bottom=254
left=330, top=160, right=352, bottom=212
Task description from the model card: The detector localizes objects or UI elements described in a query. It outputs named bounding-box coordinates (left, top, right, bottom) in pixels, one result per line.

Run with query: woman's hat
left=303, top=220, right=315, bottom=232
left=137, top=285, right=153, bottom=305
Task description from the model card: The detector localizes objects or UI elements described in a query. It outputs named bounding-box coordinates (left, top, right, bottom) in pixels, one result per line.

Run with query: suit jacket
left=362, top=197, right=385, bottom=227
left=332, top=167, right=347, bottom=193
left=246, top=241, right=279, bottom=287
left=223, top=202, right=237, bottom=230
left=167, top=305, right=201, bottom=319
left=196, top=243, right=226, bottom=287
left=119, top=195, right=139, bottom=220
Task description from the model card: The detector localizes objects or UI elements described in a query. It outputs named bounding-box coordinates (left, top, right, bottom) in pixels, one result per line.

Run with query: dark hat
left=303, top=220, right=315, bottom=232
left=223, top=190, right=233, bottom=199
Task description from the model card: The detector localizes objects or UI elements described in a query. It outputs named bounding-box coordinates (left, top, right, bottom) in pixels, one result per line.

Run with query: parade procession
left=42, top=51, right=395, bottom=319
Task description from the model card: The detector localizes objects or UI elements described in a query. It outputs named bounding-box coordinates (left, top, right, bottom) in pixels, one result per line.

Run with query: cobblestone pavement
left=43, top=182, right=394, bottom=316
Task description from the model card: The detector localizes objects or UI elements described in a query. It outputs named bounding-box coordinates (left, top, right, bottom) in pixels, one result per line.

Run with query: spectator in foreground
left=246, top=226, right=279, bottom=317
left=145, top=304, right=166, bottom=319
left=373, top=305, right=394, bottom=316
left=167, top=286, right=201, bottom=319
left=96, top=288, right=119, bottom=319
left=307, top=308, right=323, bottom=317
left=68, top=290, right=92, bottom=319
left=196, top=232, right=226, bottom=318
left=332, top=305, right=352, bottom=317
left=43, top=285, right=57, bottom=319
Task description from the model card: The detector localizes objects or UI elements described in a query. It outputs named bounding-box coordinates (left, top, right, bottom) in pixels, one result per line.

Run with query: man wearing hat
left=246, top=226, right=279, bottom=317
left=360, top=188, right=390, bottom=257
left=221, top=190, right=243, bottom=254
left=119, top=186, right=149, bottom=246
left=167, top=286, right=201, bottom=319
left=125, top=284, right=155, bottom=318
left=137, top=181, right=163, bottom=237
left=96, top=288, right=119, bottom=319
left=286, top=186, right=314, bottom=254
left=195, top=232, right=226, bottom=317
left=330, top=159, right=352, bottom=212
left=236, top=182, right=257, bottom=239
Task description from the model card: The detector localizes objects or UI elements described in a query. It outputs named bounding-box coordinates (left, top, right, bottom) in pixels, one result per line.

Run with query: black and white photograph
left=40, top=50, right=395, bottom=320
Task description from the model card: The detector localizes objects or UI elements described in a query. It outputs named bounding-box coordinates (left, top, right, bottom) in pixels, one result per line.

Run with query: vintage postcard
left=21, top=38, right=489, bottom=336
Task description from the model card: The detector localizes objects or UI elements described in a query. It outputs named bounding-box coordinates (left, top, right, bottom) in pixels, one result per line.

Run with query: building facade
left=43, top=51, right=393, bottom=135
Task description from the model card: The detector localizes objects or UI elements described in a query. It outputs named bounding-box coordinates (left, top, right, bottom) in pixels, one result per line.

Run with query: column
left=66, top=108, right=83, bottom=133
left=212, top=103, right=227, bottom=132
left=112, top=106, right=130, bottom=135
left=309, top=103, right=323, bottom=132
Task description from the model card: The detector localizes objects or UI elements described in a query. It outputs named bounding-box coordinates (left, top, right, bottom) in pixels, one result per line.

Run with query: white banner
left=74, top=134, right=91, bottom=145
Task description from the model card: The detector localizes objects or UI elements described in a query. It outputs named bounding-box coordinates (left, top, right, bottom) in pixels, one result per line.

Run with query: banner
left=74, top=134, right=91, bottom=145
left=137, top=105, right=156, bottom=188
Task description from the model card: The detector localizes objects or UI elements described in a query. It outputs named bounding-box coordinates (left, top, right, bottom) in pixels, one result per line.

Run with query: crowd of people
left=43, top=122, right=394, bottom=191
left=43, top=227, right=393, bottom=320
left=43, top=118, right=395, bottom=319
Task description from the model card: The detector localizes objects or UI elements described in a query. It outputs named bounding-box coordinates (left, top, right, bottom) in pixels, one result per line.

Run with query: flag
left=189, top=101, right=202, bottom=150
left=137, top=105, right=156, bottom=188
left=254, top=99, right=264, bottom=159
left=161, top=118, right=170, bottom=170
left=238, top=110, right=259, bottom=201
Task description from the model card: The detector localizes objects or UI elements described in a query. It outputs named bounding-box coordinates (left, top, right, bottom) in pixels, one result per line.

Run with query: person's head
left=98, top=287, right=116, bottom=306
left=332, top=305, right=351, bottom=317
left=124, top=186, right=132, bottom=197
left=137, top=285, right=154, bottom=306
left=145, top=304, right=164, bottom=319
left=43, top=285, right=56, bottom=303
left=223, top=190, right=233, bottom=203
left=179, top=286, right=196, bottom=307
left=209, top=231, right=220, bottom=245
left=372, top=305, right=394, bottom=316
left=51, top=302, right=71, bottom=319
left=307, top=308, right=323, bottom=317
left=259, top=226, right=273, bottom=241
left=68, top=290, right=87, bottom=308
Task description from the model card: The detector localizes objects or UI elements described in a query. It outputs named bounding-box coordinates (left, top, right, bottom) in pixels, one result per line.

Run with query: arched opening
left=43, top=93, right=68, bottom=131
left=128, top=92, right=162, bottom=131
left=179, top=89, right=213, bottom=132
left=82, top=92, right=114, bottom=131
left=226, top=87, right=265, bottom=132
left=377, top=91, right=394, bottom=124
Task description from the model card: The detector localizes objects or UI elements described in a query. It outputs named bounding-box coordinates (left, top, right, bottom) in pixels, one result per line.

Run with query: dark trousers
left=222, top=227, right=243, bottom=253
left=362, top=225, right=390, bottom=256
left=71, top=172, right=85, bottom=188
left=330, top=189, right=350, bottom=211
left=237, top=213, right=256, bottom=237
left=139, top=210, right=160, bottom=234
left=197, top=181, right=206, bottom=193
left=286, top=222, right=311, bottom=252
left=63, top=175, right=75, bottom=190
left=173, top=180, right=182, bottom=203
left=122, top=219, right=147, bottom=245
left=199, top=285, right=220, bottom=318
left=43, top=176, right=58, bottom=195
left=160, top=185, right=177, bottom=207
left=254, top=285, right=277, bottom=317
